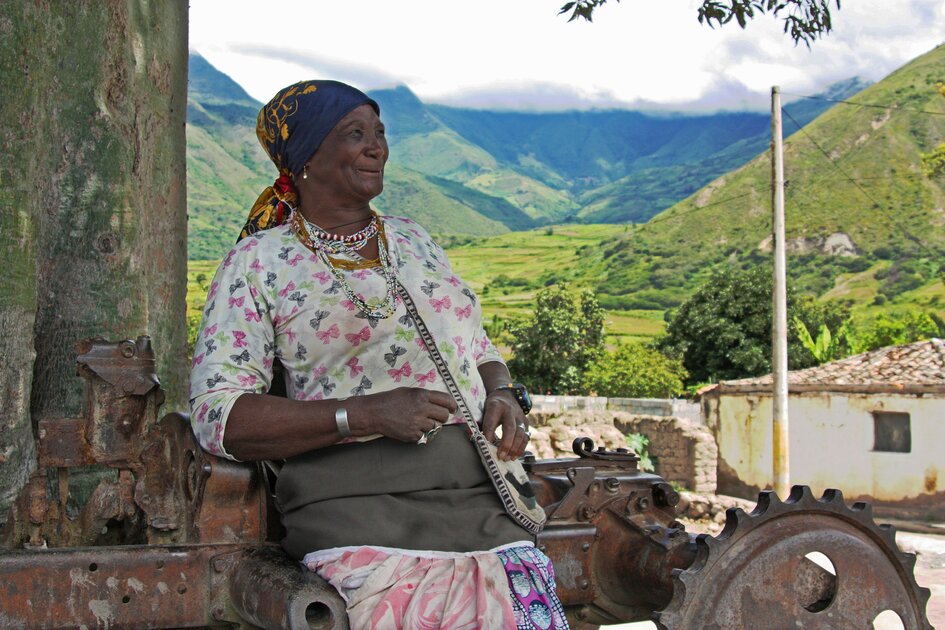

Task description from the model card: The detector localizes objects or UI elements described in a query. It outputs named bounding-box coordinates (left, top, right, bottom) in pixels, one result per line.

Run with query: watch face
left=513, top=384, right=532, bottom=414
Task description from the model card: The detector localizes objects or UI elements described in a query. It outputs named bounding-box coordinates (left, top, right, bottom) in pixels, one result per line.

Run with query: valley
left=186, top=44, right=945, bottom=355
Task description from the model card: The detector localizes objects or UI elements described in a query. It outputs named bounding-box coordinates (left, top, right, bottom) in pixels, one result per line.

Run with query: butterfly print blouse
left=189, top=216, right=502, bottom=459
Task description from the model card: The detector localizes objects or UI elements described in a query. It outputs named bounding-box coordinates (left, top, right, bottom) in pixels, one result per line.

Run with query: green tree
left=585, top=342, right=687, bottom=398
left=507, top=285, right=605, bottom=394
left=847, top=311, right=944, bottom=354
left=0, top=2, right=188, bottom=514
left=558, top=0, right=841, bottom=47
left=659, top=266, right=849, bottom=384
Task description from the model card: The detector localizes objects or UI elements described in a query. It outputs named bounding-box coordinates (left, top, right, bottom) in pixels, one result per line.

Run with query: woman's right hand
left=354, top=387, right=457, bottom=443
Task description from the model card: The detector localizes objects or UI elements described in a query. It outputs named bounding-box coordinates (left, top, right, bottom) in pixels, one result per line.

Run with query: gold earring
left=302, top=165, right=308, bottom=180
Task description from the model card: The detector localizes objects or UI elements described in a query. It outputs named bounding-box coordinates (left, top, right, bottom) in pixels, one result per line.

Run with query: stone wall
left=530, top=395, right=608, bottom=415
left=614, top=415, right=718, bottom=494
left=608, top=397, right=702, bottom=425
left=527, top=404, right=718, bottom=494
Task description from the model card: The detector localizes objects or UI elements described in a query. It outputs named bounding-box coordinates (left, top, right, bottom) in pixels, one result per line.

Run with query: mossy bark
left=0, top=1, right=188, bottom=514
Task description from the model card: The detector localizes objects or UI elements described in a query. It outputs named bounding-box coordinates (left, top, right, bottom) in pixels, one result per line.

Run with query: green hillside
left=186, top=53, right=861, bottom=261
left=440, top=46, right=945, bottom=340
left=187, top=57, right=542, bottom=260
left=603, top=42, right=945, bottom=308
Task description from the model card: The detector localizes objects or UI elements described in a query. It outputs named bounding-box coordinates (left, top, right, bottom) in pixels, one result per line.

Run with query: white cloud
left=189, top=0, right=945, bottom=111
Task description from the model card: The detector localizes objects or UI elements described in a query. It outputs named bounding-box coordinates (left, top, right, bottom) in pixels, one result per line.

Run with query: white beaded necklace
left=291, top=211, right=398, bottom=319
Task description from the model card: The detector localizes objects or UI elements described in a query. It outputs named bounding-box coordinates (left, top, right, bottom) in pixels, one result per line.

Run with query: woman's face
left=299, top=104, right=388, bottom=210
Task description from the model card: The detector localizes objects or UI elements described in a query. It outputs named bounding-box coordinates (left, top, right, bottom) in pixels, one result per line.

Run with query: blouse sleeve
left=189, top=247, right=274, bottom=460
left=471, top=322, right=505, bottom=367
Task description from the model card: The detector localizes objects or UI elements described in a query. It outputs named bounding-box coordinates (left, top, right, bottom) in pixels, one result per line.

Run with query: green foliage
left=585, top=342, right=687, bottom=398
left=921, top=143, right=945, bottom=178
left=492, top=274, right=535, bottom=289
left=186, top=312, right=202, bottom=363
left=792, top=317, right=849, bottom=364
left=485, top=314, right=506, bottom=341
left=920, top=83, right=945, bottom=178
left=659, top=266, right=851, bottom=384
left=506, top=285, right=605, bottom=394
left=847, top=311, right=944, bottom=353
left=624, top=432, right=655, bottom=472
left=560, top=0, right=840, bottom=46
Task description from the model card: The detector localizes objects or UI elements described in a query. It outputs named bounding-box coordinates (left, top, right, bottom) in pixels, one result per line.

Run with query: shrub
left=585, top=343, right=687, bottom=398
left=625, top=433, right=655, bottom=472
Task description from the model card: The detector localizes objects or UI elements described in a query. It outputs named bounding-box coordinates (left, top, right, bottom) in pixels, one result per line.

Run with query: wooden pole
left=771, top=86, right=790, bottom=498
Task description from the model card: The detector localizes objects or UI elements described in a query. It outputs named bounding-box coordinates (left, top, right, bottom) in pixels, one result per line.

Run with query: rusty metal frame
left=0, top=337, right=932, bottom=629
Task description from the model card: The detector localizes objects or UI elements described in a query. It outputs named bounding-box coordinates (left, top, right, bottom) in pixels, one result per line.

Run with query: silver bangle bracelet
left=335, top=407, right=352, bottom=438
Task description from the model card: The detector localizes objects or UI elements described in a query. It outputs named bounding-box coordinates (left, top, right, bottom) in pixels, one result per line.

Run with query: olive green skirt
left=275, top=425, right=531, bottom=560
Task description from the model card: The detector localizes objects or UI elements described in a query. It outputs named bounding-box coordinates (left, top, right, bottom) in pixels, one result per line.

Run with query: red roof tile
left=711, top=338, right=945, bottom=394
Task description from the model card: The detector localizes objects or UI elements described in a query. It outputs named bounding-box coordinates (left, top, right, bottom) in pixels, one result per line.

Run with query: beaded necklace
left=291, top=211, right=398, bottom=319
left=299, top=214, right=379, bottom=257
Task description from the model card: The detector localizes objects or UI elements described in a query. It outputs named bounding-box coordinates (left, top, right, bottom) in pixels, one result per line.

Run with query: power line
left=781, top=108, right=940, bottom=258
left=781, top=92, right=945, bottom=117
left=642, top=189, right=763, bottom=227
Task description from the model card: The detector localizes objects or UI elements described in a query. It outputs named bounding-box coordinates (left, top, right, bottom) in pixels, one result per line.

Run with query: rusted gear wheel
left=654, top=486, right=932, bottom=629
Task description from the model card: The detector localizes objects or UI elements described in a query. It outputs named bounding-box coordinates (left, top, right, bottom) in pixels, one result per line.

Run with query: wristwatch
left=490, top=383, right=532, bottom=415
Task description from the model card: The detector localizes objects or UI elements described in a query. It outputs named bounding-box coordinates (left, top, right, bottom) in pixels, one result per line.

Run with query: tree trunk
left=0, top=1, right=188, bottom=514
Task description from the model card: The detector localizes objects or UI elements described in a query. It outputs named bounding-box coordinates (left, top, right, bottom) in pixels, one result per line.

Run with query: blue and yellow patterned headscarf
left=238, top=80, right=380, bottom=241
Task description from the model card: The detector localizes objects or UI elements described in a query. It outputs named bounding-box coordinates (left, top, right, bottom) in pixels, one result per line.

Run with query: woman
left=189, top=80, right=569, bottom=629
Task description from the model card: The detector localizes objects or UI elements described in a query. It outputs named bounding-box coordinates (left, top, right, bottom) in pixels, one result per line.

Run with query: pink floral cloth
left=308, top=544, right=568, bottom=629
left=188, top=215, right=503, bottom=459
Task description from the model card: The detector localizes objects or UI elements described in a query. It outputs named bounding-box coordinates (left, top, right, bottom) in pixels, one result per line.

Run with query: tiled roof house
left=701, top=339, right=945, bottom=519
left=710, top=338, right=945, bottom=394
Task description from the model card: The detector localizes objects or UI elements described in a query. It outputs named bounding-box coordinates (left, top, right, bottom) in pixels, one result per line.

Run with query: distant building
left=700, top=338, right=945, bottom=520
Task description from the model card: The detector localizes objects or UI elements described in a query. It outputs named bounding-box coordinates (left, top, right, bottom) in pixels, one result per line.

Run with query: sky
left=189, top=0, right=945, bottom=112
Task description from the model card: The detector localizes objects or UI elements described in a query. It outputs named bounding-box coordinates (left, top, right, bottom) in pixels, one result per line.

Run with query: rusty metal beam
left=0, top=544, right=245, bottom=629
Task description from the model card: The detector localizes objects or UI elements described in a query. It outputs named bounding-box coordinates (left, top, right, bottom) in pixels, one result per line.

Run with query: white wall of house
left=705, top=391, right=945, bottom=503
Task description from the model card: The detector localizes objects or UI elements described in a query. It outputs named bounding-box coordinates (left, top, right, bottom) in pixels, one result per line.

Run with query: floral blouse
left=189, top=215, right=503, bottom=460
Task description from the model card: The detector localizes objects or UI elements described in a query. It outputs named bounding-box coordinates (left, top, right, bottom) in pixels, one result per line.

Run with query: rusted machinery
left=0, top=337, right=933, bottom=628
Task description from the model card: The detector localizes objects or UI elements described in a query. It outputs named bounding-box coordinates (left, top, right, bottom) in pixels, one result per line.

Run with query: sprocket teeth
left=651, top=609, right=674, bottom=630
left=878, top=523, right=900, bottom=549
left=689, top=533, right=713, bottom=570
left=753, top=489, right=781, bottom=515
left=900, top=551, right=917, bottom=572
left=718, top=508, right=746, bottom=539
left=819, top=488, right=845, bottom=505
left=655, top=485, right=935, bottom=629
left=851, top=500, right=873, bottom=519
left=786, top=484, right=815, bottom=505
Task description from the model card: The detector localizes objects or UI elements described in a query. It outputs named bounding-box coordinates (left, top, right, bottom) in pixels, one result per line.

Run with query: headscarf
left=238, top=80, right=380, bottom=242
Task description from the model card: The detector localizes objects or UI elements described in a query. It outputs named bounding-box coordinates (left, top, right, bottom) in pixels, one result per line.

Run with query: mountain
left=609, top=43, right=945, bottom=305
left=186, top=57, right=544, bottom=260
left=445, top=44, right=945, bottom=323
left=429, top=79, right=871, bottom=224
left=185, top=53, right=867, bottom=261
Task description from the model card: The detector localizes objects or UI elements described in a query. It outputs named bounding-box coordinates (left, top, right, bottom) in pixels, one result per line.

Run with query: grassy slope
left=593, top=44, right=945, bottom=311
left=187, top=50, right=945, bottom=351
left=440, top=224, right=669, bottom=345
left=186, top=56, right=862, bottom=261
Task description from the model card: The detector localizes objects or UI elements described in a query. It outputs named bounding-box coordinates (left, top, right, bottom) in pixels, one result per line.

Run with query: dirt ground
left=900, top=530, right=945, bottom=628
left=603, top=526, right=945, bottom=629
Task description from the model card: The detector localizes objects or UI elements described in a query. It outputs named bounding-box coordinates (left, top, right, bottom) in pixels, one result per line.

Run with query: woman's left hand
left=481, top=389, right=530, bottom=461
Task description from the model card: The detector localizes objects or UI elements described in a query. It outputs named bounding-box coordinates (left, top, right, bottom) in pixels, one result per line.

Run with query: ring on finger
left=418, top=425, right=441, bottom=445
left=517, top=422, right=530, bottom=436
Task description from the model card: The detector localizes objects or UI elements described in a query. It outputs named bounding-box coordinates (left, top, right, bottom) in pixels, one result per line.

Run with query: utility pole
left=771, top=86, right=790, bottom=498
